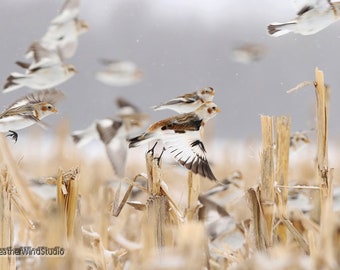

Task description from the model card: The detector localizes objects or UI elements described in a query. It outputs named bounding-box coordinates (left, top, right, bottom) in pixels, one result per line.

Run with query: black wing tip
left=116, top=97, right=138, bottom=110
left=71, top=134, right=81, bottom=144
left=15, top=61, right=30, bottom=69
left=182, top=159, right=217, bottom=181
left=3, top=75, right=17, bottom=90
left=201, top=162, right=218, bottom=182
left=297, top=5, right=313, bottom=16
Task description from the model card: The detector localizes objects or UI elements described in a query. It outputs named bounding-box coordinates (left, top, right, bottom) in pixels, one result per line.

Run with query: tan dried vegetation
left=0, top=68, right=339, bottom=270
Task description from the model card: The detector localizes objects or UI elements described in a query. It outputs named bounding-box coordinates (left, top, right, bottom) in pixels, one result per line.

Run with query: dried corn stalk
left=312, top=67, right=330, bottom=223
left=274, top=116, right=290, bottom=243
left=0, top=168, right=15, bottom=270
left=56, top=168, right=80, bottom=240
left=259, top=115, right=275, bottom=247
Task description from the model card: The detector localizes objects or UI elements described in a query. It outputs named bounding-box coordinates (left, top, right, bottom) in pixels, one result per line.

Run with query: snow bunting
left=96, top=119, right=129, bottom=177
left=290, top=131, right=311, bottom=151
left=24, top=0, right=88, bottom=60
left=72, top=97, right=148, bottom=146
left=26, top=18, right=89, bottom=60
left=51, top=0, right=81, bottom=24
left=0, top=89, right=64, bottom=142
left=3, top=43, right=76, bottom=93
left=95, top=60, right=143, bottom=87
left=231, top=43, right=268, bottom=64
left=268, top=0, right=340, bottom=36
left=152, top=87, right=215, bottom=114
left=73, top=118, right=129, bottom=177
left=23, top=42, right=62, bottom=69
left=72, top=97, right=148, bottom=177
left=128, top=102, right=221, bottom=181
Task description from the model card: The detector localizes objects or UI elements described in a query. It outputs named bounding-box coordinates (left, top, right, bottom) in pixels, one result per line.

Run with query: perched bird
left=152, top=87, right=215, bottom=114
left=71, top=98, right=149, bottom=177
left=267, top=0, right=340, bottom=36
left=3, top=43, right=76, bottom=93
left=0, top=89, right=64, bottom=142
left=51, top=0, right=81, bottom=24
left=95, top=60, right=143, bottom=87
left=128, top=102, right=221, bottom=181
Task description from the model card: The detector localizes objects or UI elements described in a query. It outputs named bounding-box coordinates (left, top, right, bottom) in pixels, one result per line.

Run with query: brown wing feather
left=148, top=113, right=202, bottom=133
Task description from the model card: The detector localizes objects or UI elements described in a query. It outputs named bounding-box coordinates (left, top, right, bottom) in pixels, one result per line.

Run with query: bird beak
left=216, top=107, right=221, bottom=113
left=52, top=108, right=58, bottom=113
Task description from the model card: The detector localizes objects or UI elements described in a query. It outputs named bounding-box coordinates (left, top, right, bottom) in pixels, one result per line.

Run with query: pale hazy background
left=1, top=0, right=340, bottom=140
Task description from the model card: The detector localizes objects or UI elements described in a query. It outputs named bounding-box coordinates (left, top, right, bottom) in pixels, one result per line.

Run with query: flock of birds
left=0, top=0, right=220, bottom=182
left=72, top=87, right=220, bottom=181
left=1, top=0, right=337, bottom=182
left=1, top=0, right=88, bottom=143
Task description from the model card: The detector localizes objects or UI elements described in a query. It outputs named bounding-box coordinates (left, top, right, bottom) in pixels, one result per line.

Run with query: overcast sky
left=1, top=1, right=340, bottom=140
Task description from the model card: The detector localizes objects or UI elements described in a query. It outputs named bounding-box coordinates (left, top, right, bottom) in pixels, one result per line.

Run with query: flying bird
left=51, top=0, right=81, bottom=24
left=71, top=97, right=148, bottom=146
left=24, top=0, right=88, bottom=60
left=152, top=87, right=215, bottom=114
left=26, top=18, right=89, bottom=60
left=3, top=43, right=76, bottom=93
left=72, top=98, right=149, bottom=177
left=128, top=102, right=221, bottom=181
left=231, top=43, right=268, bottom=64
left=267, top=0, right=340, bottom=36
left=95, top=60, right=143, bottom=87
left=0, top=89, right=64, bottom=142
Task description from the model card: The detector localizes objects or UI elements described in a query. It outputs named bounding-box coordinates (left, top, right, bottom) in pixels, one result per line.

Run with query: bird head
left=197, top=87, right=215, bottom=102
left=38, top=102, right=58, bottom=119
left=196, top=101, right=220, bottom=121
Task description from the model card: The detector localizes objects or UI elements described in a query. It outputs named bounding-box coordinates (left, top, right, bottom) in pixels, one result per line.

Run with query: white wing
left=163, top=132, right=217, bottom=181
left=104, top=137, right=128, bottom=178
left=101, top=60, right=138, bottom=72
left=26, top=42, right=62, bottom=69
left=293, top=0, right=330, bottom=13
left=96, top=120, right=128, bottom=177
left=51, top=0, right=81, bottom=24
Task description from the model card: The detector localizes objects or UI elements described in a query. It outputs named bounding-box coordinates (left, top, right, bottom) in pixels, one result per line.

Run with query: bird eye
left=47, top=105, right=53, bottom=110
left=212, top=106, right=216, bottom=110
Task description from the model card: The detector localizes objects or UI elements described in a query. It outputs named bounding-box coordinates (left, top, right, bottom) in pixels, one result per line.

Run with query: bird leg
left=7, top=130, right=18, bottom=143
left=147, top=142, right=165, bottom=166
left=147, top=141, right=158, bottom=157
left=155, top=147, right=166, bottom=166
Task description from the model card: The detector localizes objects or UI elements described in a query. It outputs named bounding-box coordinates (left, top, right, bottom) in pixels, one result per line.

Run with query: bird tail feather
left=128, top=133, right=153, bottom=148
left=267, top=22, right=295, bottom=37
